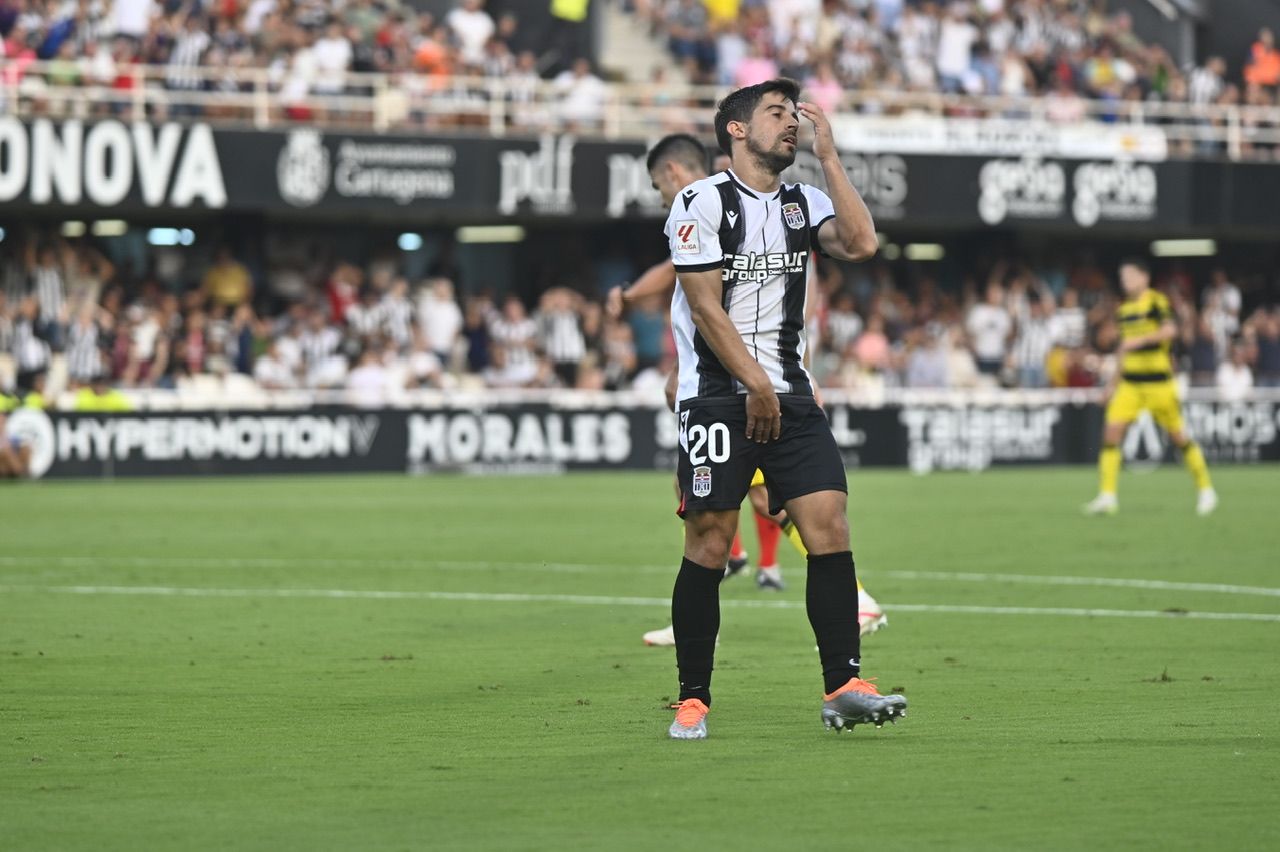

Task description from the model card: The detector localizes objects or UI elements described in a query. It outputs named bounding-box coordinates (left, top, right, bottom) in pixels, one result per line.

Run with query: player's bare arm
left=798, top=101, right=878, bottom=263
left=678, top=267, right=781, bottom=443
left=606, top=260, right=678, bottom=319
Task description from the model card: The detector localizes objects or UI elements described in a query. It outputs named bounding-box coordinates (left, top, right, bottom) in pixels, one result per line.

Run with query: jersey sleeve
left=665, top=185, right=723, bottom=273
left=802, top=185, right=836, bottom=257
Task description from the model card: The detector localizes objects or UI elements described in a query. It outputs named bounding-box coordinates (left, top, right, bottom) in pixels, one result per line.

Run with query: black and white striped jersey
left=665, top=169, right=835, bottom=405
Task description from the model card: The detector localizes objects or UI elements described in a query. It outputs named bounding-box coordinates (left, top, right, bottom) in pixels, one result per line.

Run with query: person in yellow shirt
left=1084, top=258, right=1216, bottom=516
left=202, top=246, right=254, bottom=309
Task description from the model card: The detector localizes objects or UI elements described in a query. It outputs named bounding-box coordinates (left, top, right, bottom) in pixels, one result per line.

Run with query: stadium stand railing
left=5, top=62, right=1279, bottom=160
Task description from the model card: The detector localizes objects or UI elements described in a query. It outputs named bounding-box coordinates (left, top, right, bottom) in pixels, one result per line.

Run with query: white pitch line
left=881, top=570, right=1280, bottom=599
left=2, top=555, right=1280, bottom=600
left=1, top=583, right=1279, bottom=623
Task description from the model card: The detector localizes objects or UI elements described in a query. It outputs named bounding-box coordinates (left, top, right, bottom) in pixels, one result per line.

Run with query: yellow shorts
left=750, top=468, right=765, bottom=488
left=1105, top=380, right=1185, bottom=433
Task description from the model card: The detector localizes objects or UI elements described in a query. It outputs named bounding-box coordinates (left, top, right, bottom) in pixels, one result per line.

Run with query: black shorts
left=676, top=393, right=847, bottom=518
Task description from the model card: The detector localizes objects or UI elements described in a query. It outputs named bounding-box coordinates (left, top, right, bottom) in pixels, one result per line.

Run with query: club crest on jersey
left=691, top=465, right=712, bottom=497
left=674, top=220, right=700, bottom=254
left=782, top=202, right=805, bottom=229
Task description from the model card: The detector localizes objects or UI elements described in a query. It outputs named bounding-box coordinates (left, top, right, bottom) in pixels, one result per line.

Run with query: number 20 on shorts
left=687, top=423, right=731, bottom=466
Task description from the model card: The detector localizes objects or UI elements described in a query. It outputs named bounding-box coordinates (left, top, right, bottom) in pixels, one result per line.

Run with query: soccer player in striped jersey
left=1084, top=258, right=1217, bottom=516
left=618, top=134, right=886, bottom=647
left=659, top=80, right=905, bottom=739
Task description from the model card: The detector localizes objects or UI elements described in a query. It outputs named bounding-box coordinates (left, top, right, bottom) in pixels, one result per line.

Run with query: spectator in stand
left=312, top=18, right=354, bottom=98
left=734, top=40, right=780, bottom=88
left=419, top=278, right=463, bottom=366
left=966, top=282, right=1012, bottom=377
left=253, top=338, right=297, bottom=390
left=1216, top=341, right=1254, bottom=400
left=536, top=287, right=586, bottom=388
left=26, top=243, right=66, bottom=327
left=824, top=291, right=864, bottom=356
left=10, top=295, right=51, bottom=393
left=166, top=12, right=211, bottom=114
left=1010, top=294, right=1054, bottom=387
left=1186, top=315, right=1218, bottom=387
left=936, top=3, right=978, bottom=93
left=1244, top=27, right=1280, bottom=92
left=1253, top=310, right=1280, bottom=387
left=853, top=313, right=891, bottom=372
left=446, top=0, right=494, bottom=69
left=1045, top=75, right=1087, bottom=122
left=460, top=296, right=493, bottom=373
left=406, top=330, right=447, bottom=388
left=554, top=58, right=606, bottom=131
left=904, top=325, right=949, bottom=388
left=299, top=306, right=345, bottom=388
left=346, top=346, right=394, bottom=408
left=1202, top=288, right=1239, bottom=361
left=1188, top=56, right=1226, bottom=107
left=488, top=294, right=539, bottom=378
left=804, top=60, right=844, bottom=112
left=202, top=246, right=254, bottom=310
left=667, top=0, right=716, bottom=82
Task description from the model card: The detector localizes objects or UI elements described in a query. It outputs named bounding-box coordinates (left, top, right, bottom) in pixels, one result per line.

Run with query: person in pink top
left=733, top=41, right=778, bottom=87
left=853, top=315, right=891, bottom=370
left=804, top=61, right=844, bottom=113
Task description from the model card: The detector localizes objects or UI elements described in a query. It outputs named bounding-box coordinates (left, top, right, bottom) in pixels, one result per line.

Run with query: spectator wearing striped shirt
left=166, top=13, right=211, bottom=114
left=535, top=287, right=586, bottom=388
left=299, top=308, right=346, bottom=388
left=25, top=243, right=65, bottom=328
left=11, top=295, right=50, bottom=392
left=488, top=295, right=539, bottom=375
left=1011, top=295, right=1054, bottom=388
left=65, top=305, right=106, bottom=387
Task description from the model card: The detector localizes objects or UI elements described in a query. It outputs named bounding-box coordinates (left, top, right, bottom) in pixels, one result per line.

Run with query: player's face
left=742, top=92, right=799, bottom=174
left=1119, top=264, right=1149, bottom=297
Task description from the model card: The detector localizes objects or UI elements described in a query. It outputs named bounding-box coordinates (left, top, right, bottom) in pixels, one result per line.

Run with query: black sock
left=672, top=556, right=721, bottom=706
left=806, top=551, right=861, bottom=694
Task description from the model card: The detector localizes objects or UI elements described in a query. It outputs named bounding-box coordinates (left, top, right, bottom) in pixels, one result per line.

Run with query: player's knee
left=685, top=539, right=731, bottom=569
left=800, top=514, right=849, bottom=555
left=683, top=513, right=736, bottom=568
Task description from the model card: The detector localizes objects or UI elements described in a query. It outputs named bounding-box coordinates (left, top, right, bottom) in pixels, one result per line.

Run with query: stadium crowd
left=638, top=1, right=1280, bottom=155
left=0, top=0, right=1276, bottom=152
left=2, top=231, right=1278, bottom=411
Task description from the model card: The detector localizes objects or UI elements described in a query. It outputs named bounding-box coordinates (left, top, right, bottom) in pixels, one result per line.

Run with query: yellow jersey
left=1117, top=288, right=1174, bottom=381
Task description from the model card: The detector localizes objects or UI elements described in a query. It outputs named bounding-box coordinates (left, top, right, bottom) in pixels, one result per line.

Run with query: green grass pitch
left=1, top=467, right=1278, bottom=850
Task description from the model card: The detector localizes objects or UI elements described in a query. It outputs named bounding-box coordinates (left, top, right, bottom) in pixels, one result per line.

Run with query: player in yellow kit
left=1084, top=258, right=1217, bottom=516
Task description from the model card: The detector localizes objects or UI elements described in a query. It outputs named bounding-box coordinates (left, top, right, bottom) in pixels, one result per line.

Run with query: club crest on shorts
left=691, top=465, right=712, bottom=497
left=782, top=202, right=805, bottom=229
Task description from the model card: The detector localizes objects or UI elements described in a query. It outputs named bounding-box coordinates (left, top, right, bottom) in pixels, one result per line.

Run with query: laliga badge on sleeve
left=674, top=221, right=700, bottom=254
left=692, top=465, right=712, bottom=497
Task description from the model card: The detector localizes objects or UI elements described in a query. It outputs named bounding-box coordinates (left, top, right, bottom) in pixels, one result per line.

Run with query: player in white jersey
left=663, top=79, right=906, bottom=740
left=609, top=136, right=886, bottom=645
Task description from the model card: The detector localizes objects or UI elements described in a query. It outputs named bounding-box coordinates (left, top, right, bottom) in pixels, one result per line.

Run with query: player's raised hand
left=798, top=101, right=838, bottom=162
left=605, top=285, right=625, bottom=319
left=745, top=386, right=782, bottom=443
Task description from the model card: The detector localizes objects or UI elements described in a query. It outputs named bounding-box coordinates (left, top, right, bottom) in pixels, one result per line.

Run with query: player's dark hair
left=1119, top=256, right=1150, bottom=276
left=645, top=134, right=708, bottom=175
left=713, top=78, right=801, bottom=156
